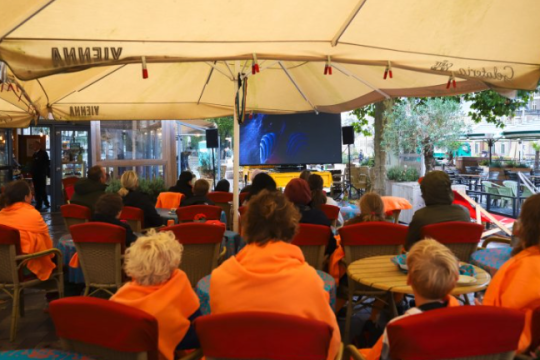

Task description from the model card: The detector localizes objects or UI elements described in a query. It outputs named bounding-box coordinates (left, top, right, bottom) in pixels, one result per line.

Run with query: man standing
left=31, top=140, right=50, bottom=210
left=70, top=166, right=107, bottom=213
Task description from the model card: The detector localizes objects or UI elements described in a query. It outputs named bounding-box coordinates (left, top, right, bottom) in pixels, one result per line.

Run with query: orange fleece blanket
left=484, top=245, right=540, bottom=353
left=360, top=295, right=460, bottom=360
left=155, top=192, right=183, bottom=209
left=111, top=269, right=200, bottom=360
left=210, top=241, right=341, bottom=360
left=0, top=202, right=55, bottom=280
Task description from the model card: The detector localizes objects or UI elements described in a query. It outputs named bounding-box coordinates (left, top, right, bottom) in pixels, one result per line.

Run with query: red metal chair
left=62, top=176, right=79, bottom=203
left=292, top=224, right=332, bottom=270
left=208, top=191, right=234, bottom=229
left=120, top=206, right=145, bottom=232
left=338, top=222, right=408, bottom=342
left=160, top=223, right=225, bottom=287
left=60, top=204, right=91, bottom=230
left=176, top=205, right=222, bottom=223
left=528, top=306, right=540, bottom=354
left=238, top=205, right=247, bottom=235
left=348, top=306, right=524, bottom=360
left=0, top=224, right=64, bottom=342
left=320, top=204, right=340, bottom=227
left=239, top=192, right=248, bottom=205
left=50, top=296, right=159, bottom=360
left=70, top=223, right=126, bottom=297
left=421, top=221, right=484, bottom=262
left=194, top=312, right=337, bottom=360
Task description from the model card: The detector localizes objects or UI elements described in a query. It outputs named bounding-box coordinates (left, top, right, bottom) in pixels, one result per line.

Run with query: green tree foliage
left=384, top=98, right=466, bottom=172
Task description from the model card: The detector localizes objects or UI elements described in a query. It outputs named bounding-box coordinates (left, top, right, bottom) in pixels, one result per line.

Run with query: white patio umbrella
left=2, top=0, right=540, bottom=230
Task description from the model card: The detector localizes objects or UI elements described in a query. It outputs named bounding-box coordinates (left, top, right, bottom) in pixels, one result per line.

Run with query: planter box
left=390, top=182, right=423, bottom=224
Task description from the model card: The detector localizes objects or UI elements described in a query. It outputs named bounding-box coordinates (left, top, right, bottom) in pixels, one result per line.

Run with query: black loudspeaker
left=206, top=128, right=219, bottom=148
left=342, top=126, right=354, bottom=145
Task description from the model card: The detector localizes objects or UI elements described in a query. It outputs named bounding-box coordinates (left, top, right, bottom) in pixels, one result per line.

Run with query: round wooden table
left=347, top=255, right=491, bottom=317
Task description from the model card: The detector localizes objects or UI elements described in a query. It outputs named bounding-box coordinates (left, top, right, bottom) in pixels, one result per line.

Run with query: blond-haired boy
left=368, top=239, right=460, bottom=360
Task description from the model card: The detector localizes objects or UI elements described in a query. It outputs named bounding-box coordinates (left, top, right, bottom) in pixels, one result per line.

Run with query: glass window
left=103, top=165, right=164, bottom=181
left=100, top=121, right=163, bottom=160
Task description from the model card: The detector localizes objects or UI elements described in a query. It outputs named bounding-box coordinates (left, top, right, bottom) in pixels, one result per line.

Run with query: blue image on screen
left=239, top=113, right=342, bottom=166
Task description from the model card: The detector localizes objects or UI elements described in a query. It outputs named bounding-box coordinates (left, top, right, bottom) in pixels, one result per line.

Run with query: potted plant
left=386, top=166, right=421, bottom=224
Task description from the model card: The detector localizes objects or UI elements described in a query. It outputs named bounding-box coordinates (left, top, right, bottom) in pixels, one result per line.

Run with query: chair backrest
left=338, top=222, right=407, bottom=265
left=0, top=224, right=23, bottom=284
left=502, top=181, right=518, bottom=196
left=50, top=296, right=159, bottom=360
left=195, top=312, right=333, bottom=360
left=159, top=223, right=225, bottom=287
left=208, top=192, right=233, bottom=229
left=529, top=306, right=540, bottom=353
left=176, top=205, right=222, bottom=223
left=387, top=306, right=524, bottom=360
left=320, top=204, right=340, bottom=227
left=238, top=205, right=247, bottom=235
left=60, top=204, right=91, bottom=229
left=239, top=192, right=248, bottom=205
left=292, top=224, right=332, bottom=270
left=487, top=172, right=500, bottom=181
left=70, top=223, right=126, bottom=296
left=421, top=221, right=484, bottom=262
left=120, top=206, right=145, bottom=232
left=155, top=192, right=183, bottom=209
left=62, top=176, right=80, bottom=202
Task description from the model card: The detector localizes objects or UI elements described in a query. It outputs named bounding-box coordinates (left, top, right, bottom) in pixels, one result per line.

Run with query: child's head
left=193, top=179, right=210, bottom=196
left=406, top=239, right=459, bottom=300
left=359, top=192, right=385, bottom=222
left=95, top=193, right=124, bottom=218
left=124, top=230, right=183, bottom=286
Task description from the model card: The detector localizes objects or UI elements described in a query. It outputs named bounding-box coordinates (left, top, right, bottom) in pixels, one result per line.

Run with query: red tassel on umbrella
left=446, top=72, right=456, bottom=89
left=252, top=54, right=260, bottom=75
left=324, top=56, right=332, bottom=75
left=142, top=56, right=148, bottom=79
left=384, top=61, right=392, bottom=79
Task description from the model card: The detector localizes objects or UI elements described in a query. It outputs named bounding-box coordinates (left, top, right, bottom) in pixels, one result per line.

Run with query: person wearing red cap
left=284, top=178, right=335, bottom=253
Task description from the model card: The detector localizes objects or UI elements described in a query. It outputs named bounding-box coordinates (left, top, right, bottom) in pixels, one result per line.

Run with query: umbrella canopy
left=0, top=63, right=37, bottom=127
left=1, top=0, right=539, bottom=121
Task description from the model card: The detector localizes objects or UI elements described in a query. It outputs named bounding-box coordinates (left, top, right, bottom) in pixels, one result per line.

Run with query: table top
left=0, top=349, right=95, bottom=359
left=347, top=255, right=491, bottom=295
left=459, top=174, right=482, bottom=178
left=156, top=208, right=177, bottom=218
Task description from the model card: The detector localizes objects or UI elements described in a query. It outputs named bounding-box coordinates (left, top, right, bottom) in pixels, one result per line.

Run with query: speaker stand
left=212, top=148, right=216, bottom=190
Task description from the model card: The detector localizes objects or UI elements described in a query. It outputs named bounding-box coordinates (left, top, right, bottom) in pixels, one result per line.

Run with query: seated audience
left=345, top=192, right=385, bottom=226
left=483, top=193, right=540, bottom=353
left=118, top=170, right=163, bottom=228
left=299, top=169, right=311, bottom=181
left=214, top=179, right=230, bottom=193
left=209, top=190, right=340, bottom=360
left=363, top=239, right=460, bottom=360
left=92, top=193, right=137, bottom=246
left=245, top=173, right=277, bottom=202
left=0, top=180, right=55, bottom=280
left=285, top=178, right=330, bottom=227
left=169, top=171, right=194, bottom=199
left=70, top=166, right=107, bottom=212
left=111, top=230, right=200, bottom=360
left=405, top=171, right=469, bottom=250
left=308, top=173, right=344, bottom=226
left=181, top=179, right=215, bottom=207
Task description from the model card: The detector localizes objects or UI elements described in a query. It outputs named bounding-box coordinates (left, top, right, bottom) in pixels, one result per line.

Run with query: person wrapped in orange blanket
left=0, top=180, right=55, bottom=280
left=111, top=230, right=201, bottom=360
left=483, top=193, right=540, bottom=353
left=357, top=239, right=460, bottom=360
left=210, top=190, right=341, bottom=360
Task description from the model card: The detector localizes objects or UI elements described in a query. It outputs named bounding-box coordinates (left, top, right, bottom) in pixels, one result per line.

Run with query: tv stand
left=274, top=164, right=306, bottom=173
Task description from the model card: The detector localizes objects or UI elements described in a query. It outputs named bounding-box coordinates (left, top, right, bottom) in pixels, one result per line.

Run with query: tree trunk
left=423, top=141, right=436, bottom=173
left=372, top=99, right=393, bottom=195
left=535, top=150, right=539, bottom=171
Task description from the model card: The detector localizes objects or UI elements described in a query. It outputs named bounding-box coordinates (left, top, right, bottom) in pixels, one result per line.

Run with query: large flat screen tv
left=239, top=113, right=342, bottom=166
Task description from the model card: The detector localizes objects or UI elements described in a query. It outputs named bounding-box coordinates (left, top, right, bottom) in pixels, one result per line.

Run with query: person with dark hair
left=181, top=179, right=215, bottom=207
left=169, top=171, right=195, bottom=199
left=483, top=193, right=540, bottom=353
left=92, top=193, right=137, bottom=246
left=31, top=140, right=50, bottom=211
left=0, top=180, right=56, bottom=280
left=299, top=169, right=311, bottom=182
left=405, top=171, right=469, bottom=250
left=308, top=174, right=344, bottom=226
left=209, top=190, right=341, bottom=360
left=245, top=173, right=277, bottom=202
left=70, top=165, right=107, bottom=213
left=345, top=192, right=386, bottom=226
left=214, top=179, right=230, bottom=193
